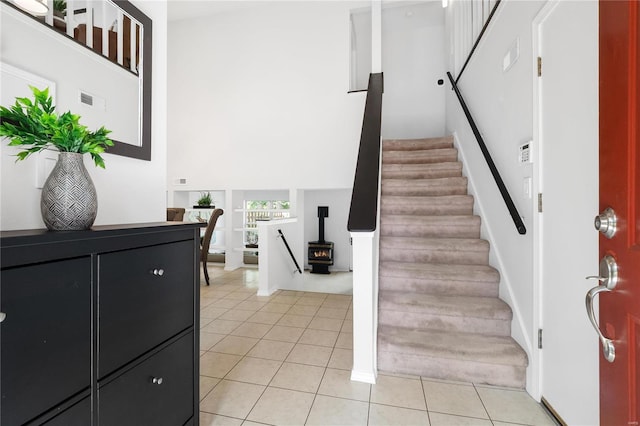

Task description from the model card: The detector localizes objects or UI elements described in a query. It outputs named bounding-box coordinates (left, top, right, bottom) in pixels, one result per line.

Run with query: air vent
left=80, top=92, right=93, bottom=106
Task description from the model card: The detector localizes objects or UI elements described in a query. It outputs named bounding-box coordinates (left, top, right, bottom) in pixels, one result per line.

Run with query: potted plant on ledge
left=0, top=86, right=113, bottom=231
left=195, top=192, right=214, bottom=209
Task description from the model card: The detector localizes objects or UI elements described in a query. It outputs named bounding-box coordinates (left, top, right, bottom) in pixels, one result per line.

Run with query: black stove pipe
left=318, top=206, right=329, bottom=243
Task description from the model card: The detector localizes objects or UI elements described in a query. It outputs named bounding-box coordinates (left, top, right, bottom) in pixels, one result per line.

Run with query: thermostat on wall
left=519, top=141, right=532, bottom=164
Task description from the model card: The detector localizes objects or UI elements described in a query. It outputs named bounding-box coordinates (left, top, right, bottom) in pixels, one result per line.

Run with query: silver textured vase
left=41, top=152, right=97, bottom=230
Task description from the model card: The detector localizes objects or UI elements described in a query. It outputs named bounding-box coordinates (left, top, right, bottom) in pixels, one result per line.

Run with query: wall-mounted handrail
left=348, top=72, right=384, bottom=232
left=455, top=0, right=502, bottom=83
left=447, top=72, right=526, bottom=235
left=277, top=229, right=302, bottom=274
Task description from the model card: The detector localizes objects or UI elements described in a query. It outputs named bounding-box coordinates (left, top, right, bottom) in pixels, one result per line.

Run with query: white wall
left=445, top=0, right=599, bottom=419
left=382, top=1, right=446, bottom=139
left=0, top=1, right=167, bottom=230
left=167, top=1, right=369, bottom=192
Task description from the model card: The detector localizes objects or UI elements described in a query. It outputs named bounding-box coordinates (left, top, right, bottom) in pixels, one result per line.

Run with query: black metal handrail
left=347, top=73, right=384, bottom=232
left=277, top=229, right=302, bottom=274
left=447, top=72, right=526, bottom=235
left=455, top=0, right=502, bottom=84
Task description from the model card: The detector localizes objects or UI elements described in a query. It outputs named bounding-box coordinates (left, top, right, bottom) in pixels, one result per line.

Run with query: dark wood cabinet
left=0, top=223, right=201, bottom=426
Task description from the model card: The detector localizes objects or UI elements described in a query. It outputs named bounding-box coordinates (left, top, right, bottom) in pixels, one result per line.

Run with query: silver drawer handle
left=0, top=312, right=5, bottom=323
left=151, top=268, right=165, bottom=276
left=152, top=377, right=163, bottom=385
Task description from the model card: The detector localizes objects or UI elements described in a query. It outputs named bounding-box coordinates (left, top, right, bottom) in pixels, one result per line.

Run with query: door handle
left=584, top=254, right=619, bottom=363
left=585, top=281, right=615, bottom=362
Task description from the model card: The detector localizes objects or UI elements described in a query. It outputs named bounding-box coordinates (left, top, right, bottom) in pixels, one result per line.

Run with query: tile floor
left=198, top=266, right=557, bottom=426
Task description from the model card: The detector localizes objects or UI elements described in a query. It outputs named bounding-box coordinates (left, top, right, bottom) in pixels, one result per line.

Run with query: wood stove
left=308, top=206, right=334, bottom=274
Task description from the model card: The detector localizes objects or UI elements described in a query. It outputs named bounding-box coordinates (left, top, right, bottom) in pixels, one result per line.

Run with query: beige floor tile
left=295, top=297, right=324, bottom=307
left=210, top=335, right=259, bottom=356
left=246, top=311, right=284, bottom=325
left=316, top=306, right=348, bottom=319
left=246, top=339, right=295, bottom=361
left=298, top=329, right=339, bottom=347
left=201, top=306, right=230, bottom=320
left=229, top=322, right=272, bottom=339
left=202, top=319, right=244, bottom=335
left=475, top=387, right=555, bottom=425
left=223, top=292, right=253, bottom=301
left=225, top=357, right=282, bottom=385
left=246, top=387, right=315, bottom=425
left=259, top=302, right=292, bottom=314
left=201, top=297, right=217, bottom=308
left=422, top=380, right=488, bottom=419
left=308, top=316, right=343, bottom=331
left=200, top=376, right=221, bottom=401
left=276, top=313, right=313, bottom=328
left=201, top=332, right=226, bottom=351
left=335, top=332, right=353, bottom=349
left=218, top=309, right=256, bottom=322
left=272, top=295, right=301, bottom=304
left=199, top=412, right=243, bottom=426
left=200, top=352, right=243, bottom=378
left=342, top=319, right=353, bottom=333
left=368, top=403, right=429, bottom=425
left=429, top=412, right=492, bottom=426
left=287, top=304, right=320, bottom=316
left=234, top=300, right=268, bottom=311
left=306, top=395, right=369, bottom=426
left=269, top=362, right=325, bottom=393
left=285, top=343, right=333, bottom=367
left=201, top=318, right=215, bottom=329
left=318, top=368, right=371, bottom=402
left=210, top=299, right=242, bottom=309
left=328, top=348, right=353, bottom=370
left=371, top=375, right=427, bottom=410
left=263, top=325, right=305, bottom=343
left=241, top=421, right=269, bottom=426
left=321, top=299, right=351, bottom=309
left=200, top=379, right=265, bottom=419
left=326, top=294, right=352, bottom=301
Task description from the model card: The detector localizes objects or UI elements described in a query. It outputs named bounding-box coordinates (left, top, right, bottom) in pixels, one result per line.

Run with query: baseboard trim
left=541, top=396, right=567, bottom=426
left=351, top=369, right=377, bottom=384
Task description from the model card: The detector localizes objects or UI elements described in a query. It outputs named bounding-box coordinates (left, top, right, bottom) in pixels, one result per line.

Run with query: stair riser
left=378, top=276, right=498, bottom=297
left=380, top=247, right=489, bottom=265
left=381, top=204, right=473, bottom=216
left=383, top=138, right=454, bottom=151
left=380, top=224, right=480, bottom=239
left=382, top=169, right=462, bottom=180
left=378, top=310, right=511, bottom=336
left=382, top=185, right=468, bottom=197
left=383, top=153, right=458, bottom=164
left=377, top=352, right=526, bottom=388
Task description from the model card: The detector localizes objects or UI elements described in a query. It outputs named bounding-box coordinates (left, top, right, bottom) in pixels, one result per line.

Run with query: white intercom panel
left=519, top=141, right=532, bottom=164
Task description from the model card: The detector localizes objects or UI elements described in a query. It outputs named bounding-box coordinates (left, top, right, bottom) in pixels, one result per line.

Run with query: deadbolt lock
left=594, top=207, right=617, bottom=239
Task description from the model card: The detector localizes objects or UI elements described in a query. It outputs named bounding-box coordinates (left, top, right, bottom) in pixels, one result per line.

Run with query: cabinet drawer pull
left=151, top=268, right=165, bottom=276
left=0, top=312, right=5, bottom=323
left=151, top=377, right=163, bottom=385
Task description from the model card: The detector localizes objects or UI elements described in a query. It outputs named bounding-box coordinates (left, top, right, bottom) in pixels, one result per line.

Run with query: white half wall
left=0, top=1, right=168, bottom=230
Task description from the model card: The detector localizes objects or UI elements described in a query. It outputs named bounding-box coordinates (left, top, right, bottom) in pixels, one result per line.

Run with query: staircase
left=377, top=136, right=528, bottom=388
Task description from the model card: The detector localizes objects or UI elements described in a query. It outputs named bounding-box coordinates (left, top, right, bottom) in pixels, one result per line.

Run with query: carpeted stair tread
left=382, top=162, right=462, bottom=179
left=377, top=326, right=527, bottom=387
left=380, top=215, right=481, bottom=238
left=379, top=261, right=499, bottom=283
left=378, top=326, right=528, bottom=366
left=382, top=177, right=468, bottom=196
left=380, top=237, right=489, bottom=265
left=381, top=195, right=474, bottom=216
left=382, top=148, right=458, bottom=164
left=383, top=136, right=454, bottom=151
left=379, top=292, right=512, bottom=320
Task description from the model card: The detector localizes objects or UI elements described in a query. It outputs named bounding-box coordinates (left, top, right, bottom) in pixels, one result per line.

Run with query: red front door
left=599, top=1, right=640, bottom=424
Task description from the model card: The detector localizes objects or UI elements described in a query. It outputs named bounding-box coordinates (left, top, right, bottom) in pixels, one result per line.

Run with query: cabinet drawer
left=42, top=396, right=91, bottom=426
left=98, top=332, right=194, bottom=426
left=1, top=258, right=91, bottom=426
left=99, top=240, right=195, bottom=377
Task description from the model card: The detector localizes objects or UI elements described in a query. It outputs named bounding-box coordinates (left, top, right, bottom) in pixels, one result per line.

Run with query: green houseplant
left=0, top=86, right=114, bottom=230
left=196, top=192, right=213, bottom=207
